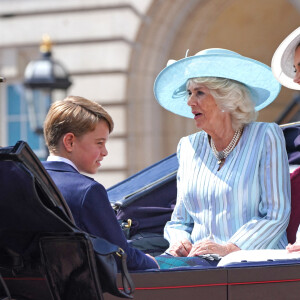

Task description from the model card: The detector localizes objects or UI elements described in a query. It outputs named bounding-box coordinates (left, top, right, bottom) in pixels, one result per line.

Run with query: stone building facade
left=0, top=0, right=299, bottom=187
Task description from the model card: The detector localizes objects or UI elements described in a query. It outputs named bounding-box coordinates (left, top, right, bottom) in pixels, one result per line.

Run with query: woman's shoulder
left=177, top=131, right=208, bottom=158
left=246, top=121, right=279, bottom=129
left=245, top=122, right=281, bottom=135
left=177, top=131, right=205, bottom=150
left=244, top=122, right=285, bottom=148
left=180, top=130, right=206, bottom=143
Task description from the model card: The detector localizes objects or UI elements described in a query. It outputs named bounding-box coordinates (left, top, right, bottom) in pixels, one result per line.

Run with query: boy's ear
left=62, top=133, right=75, bottom=153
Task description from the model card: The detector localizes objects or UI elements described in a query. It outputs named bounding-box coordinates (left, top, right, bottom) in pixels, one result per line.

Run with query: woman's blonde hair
left=44, top=96, right=114, bottom=153
left=187, top=77, right=258, bottom=130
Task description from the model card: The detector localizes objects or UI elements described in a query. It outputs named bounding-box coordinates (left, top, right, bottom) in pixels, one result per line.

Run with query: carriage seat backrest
left=0, top=141, right=76, bottom=264
left=0, top=160, right=73, bottom=234
left=0, top=142, right=109, bottom=300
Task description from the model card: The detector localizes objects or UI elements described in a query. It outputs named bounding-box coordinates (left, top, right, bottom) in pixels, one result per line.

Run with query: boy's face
left=71, top=120, right=109, bottom=174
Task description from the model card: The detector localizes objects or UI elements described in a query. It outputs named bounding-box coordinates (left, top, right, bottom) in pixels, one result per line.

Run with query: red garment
left=287, top=167, right=300, bottom=244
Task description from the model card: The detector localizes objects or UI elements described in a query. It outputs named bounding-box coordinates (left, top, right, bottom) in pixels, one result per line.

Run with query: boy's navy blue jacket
left=42, top=161, right=158, bottom=271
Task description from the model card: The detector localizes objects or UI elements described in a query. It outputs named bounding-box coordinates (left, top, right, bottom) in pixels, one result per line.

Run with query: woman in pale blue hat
left=272, top=27, right=300, bottom=254
left=154, top=48, right=291, bottom=265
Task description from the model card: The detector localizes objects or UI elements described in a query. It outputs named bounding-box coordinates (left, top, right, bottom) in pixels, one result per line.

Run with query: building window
left=6, top=83, right=47, bottom=159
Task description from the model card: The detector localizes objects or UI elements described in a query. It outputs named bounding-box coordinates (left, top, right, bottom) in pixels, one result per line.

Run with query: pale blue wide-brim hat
left=154, top=48, right=281, bottom=118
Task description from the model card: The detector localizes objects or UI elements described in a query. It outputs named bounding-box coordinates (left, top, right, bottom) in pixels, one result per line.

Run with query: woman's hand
left=286, top=242, right=300, bottom=253
left=168, top=239, right=193, bottom=257
left=187, top=240, right=240, bottom=257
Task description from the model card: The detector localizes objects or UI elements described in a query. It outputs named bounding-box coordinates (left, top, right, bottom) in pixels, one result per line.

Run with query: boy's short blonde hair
left=44, top=96, right=114, bottom=153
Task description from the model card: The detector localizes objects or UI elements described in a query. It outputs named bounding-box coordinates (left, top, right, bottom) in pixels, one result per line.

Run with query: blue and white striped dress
left=164, top=122, right=291, bottom=250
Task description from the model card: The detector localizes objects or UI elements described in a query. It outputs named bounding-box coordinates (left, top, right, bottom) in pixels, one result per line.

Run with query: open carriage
left=0, top=122, right=300, bottom=300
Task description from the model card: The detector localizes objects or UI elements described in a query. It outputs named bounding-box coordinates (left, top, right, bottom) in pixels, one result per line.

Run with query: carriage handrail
left=279, top=120, right=300, bottom=128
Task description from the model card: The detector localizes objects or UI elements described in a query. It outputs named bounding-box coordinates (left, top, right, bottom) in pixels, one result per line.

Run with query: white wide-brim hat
left=154, top=48, right=281, bottom=119
left=271, top=27, right=300, bottom=90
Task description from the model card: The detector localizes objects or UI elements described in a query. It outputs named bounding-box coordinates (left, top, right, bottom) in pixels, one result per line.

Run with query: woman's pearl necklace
left=211, top=127, right=243, bottom=165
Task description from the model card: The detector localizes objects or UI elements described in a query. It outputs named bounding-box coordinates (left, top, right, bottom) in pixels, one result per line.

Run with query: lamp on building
left=23, top=35, right=72, bottom=134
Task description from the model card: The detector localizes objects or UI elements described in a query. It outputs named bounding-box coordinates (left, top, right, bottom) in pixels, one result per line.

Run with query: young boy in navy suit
left=43, top=96, right=158, bottom=270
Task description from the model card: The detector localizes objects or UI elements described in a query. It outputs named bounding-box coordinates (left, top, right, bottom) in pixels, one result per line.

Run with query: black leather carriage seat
left=0, top=141, right=104, bottom=300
